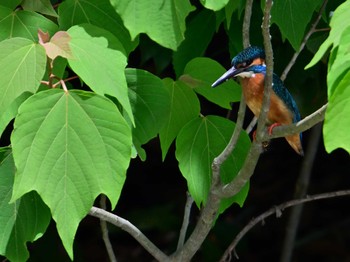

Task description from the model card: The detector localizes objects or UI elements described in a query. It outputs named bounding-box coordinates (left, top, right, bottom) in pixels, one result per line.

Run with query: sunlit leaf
left=11, top=89, right=132, bottom=259
left=110, top=0, right=195, bottom=50
left=0, top=38, right=46, bottom=125
left=67, top=24, right=134, bottom=124
left=200, top=0, right=229, bottom=11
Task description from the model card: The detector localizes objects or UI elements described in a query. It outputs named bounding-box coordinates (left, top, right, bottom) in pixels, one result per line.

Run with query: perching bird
left=212, top=46, right=304, bottom=155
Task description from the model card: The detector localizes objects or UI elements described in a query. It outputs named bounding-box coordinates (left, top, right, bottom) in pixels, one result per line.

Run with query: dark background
left=2, top=0, right=350, bottom=261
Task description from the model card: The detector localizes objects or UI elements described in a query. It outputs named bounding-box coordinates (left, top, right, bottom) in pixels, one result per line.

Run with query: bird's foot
left=268, top=123, right=281, bottom=135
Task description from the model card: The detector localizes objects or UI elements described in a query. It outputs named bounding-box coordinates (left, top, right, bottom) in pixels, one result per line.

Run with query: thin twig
left=242, top=0, right=254, bottom=48
left=176, top=192, right=194, bottom=250
left=280, top=0, right=328, bottom=81
left=280, top=123, right=322, bottom=262
left=99, top=195, right=117, bottom=262
left=89, top=207, right=169, bottom=261
left=245, top=116, right=257, bottom=134
left=220, top=189, right=350, bottom=261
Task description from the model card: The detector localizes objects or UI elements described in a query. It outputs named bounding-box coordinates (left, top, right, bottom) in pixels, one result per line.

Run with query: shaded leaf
left=21, top=0, right=58, bottom=17
left=0, top=6, right=58, bottom=41
left=110, top=0, right=195, bottom=50
left=306, top=0, right=350, bottom=69
left=173, top=9, right=216, bottom=76
left=0, top=0, right=21, bottom=9
left=181, top=57, right=241, bottom=109
left=11, top=89, right=132, bottom=259
left=271, top=0, right=323, bottom=50
left=0, top=38, right=46, bottom=125
left=175, top=115, right=251, bottom=208
left=126, top=69, right=171, bottom=160
left=200, top=0, right=229, bottom=11
left=159, top=78, right=200, bottom=160
left=58, top=0, right=137, bottom=55
left=0, top=92, right=32, bottom=138
left=0, top=148, right=51, bottom=262
left=67, top=24, right=134, bottom=124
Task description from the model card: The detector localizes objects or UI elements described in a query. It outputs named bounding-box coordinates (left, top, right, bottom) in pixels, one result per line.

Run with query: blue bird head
left=212, top=46, right=266, bottom=87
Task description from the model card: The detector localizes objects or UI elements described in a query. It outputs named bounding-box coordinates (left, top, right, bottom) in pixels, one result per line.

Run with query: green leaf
left=176, top=115, right=251, bottom=208
left=0, top=148, right=51, bottom=262
left=0, top=0, right=21, bottom=9
left=58, top=0, right=137, bottom=55
left=0, top=6, right=58, bottom=41
left=126, top=69, right=171, bottom=161
left=67, top=24, right=134, bottom=125
left=11, top=89, right=132, bottom=259
left=0, top=92, right=32, bottom=138
left=271, top=0, right=323, bottom=51
left=110, top=0, right=195, bottom=50
left=306, top=0, right=350, bottom=69
left=323, top=70, right=350, bottom=153
left=21, top=0, right=58, bottom=17
left=200, top=0, right=229, bottom=11
left=0, top=38, right=46, bottom=124
left=159, top=78, right=200, bottom=160
left=327, top=26, right=350, bottom=97
left=181, top=57, right=241, bottom=109
left=173, top=9, right=216, bottom=76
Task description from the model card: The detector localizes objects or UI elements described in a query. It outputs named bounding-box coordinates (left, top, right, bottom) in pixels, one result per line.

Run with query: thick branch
left=220, top=189, right=350, bottom=261
left=262, top=103, right=327, bottom=140
left=89, top=207, right=169, bottom=261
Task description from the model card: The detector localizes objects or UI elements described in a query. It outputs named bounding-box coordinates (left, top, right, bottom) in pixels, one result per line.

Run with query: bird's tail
left=285, top=133, right=304, bottom=156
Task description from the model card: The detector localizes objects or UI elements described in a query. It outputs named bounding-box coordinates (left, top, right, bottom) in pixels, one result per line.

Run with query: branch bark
left=220, top=189, right=350, bottom=261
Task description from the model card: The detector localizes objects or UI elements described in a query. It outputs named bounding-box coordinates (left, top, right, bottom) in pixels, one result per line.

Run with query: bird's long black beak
left=211, top=66, right=244, bottom=88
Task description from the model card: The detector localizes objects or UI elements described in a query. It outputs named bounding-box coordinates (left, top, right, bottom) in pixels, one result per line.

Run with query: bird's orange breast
left=240, top=74, right=293, bottom=125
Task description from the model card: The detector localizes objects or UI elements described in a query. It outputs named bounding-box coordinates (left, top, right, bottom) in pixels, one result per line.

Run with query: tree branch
left=89, top=207, right=169, bottom=261
left=220, top=189, right=350, bottom=261
left=262, top=103, right=327, bottom=140
left=176, top=192, right=194, bottom=251
left=99, top=195, right=117, bottom=262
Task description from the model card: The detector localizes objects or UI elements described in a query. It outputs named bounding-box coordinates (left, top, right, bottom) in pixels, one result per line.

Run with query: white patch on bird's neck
left=236, top=71, right=255, bottom=78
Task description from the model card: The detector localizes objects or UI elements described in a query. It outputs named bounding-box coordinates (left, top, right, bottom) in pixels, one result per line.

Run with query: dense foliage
left=0, top=0, right=349, bottom=261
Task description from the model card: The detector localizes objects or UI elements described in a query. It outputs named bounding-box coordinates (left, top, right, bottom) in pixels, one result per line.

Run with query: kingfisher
left=212, top=46, right=304, bottom=155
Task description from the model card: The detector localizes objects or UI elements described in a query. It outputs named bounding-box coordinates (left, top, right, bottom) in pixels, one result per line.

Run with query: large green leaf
left=58, top=0, right=137, bottom=54
left=0, top=6, right=58, bottom=41
left=181, top=57, right=241, bottom=109
left=0, top=148, right=51, bottom=262
left=126, top=69, right=171, bottom=160
left=323, top=70, right=350, bottom=153
left=159, top=78, right=200, bottom=160
left=67, top=24, right=134, bottom=125
left=173, top=9, right=216, bottom=77
left=306, top=0, right=350, bottom=69
left=271, top=0, right=323, bottom=50
left=0, top=38, right=46, bottom=125
left=200, top=0, right=229, bottom=11
left=0, top=0, right=21, bottom=9
left=21, top=0, right=58, bottom=17
left=110, top=0, right=195, bottom=50
left=11, top=89, right=132, bottom=259
left=176, top=115, right=251, bottom=209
